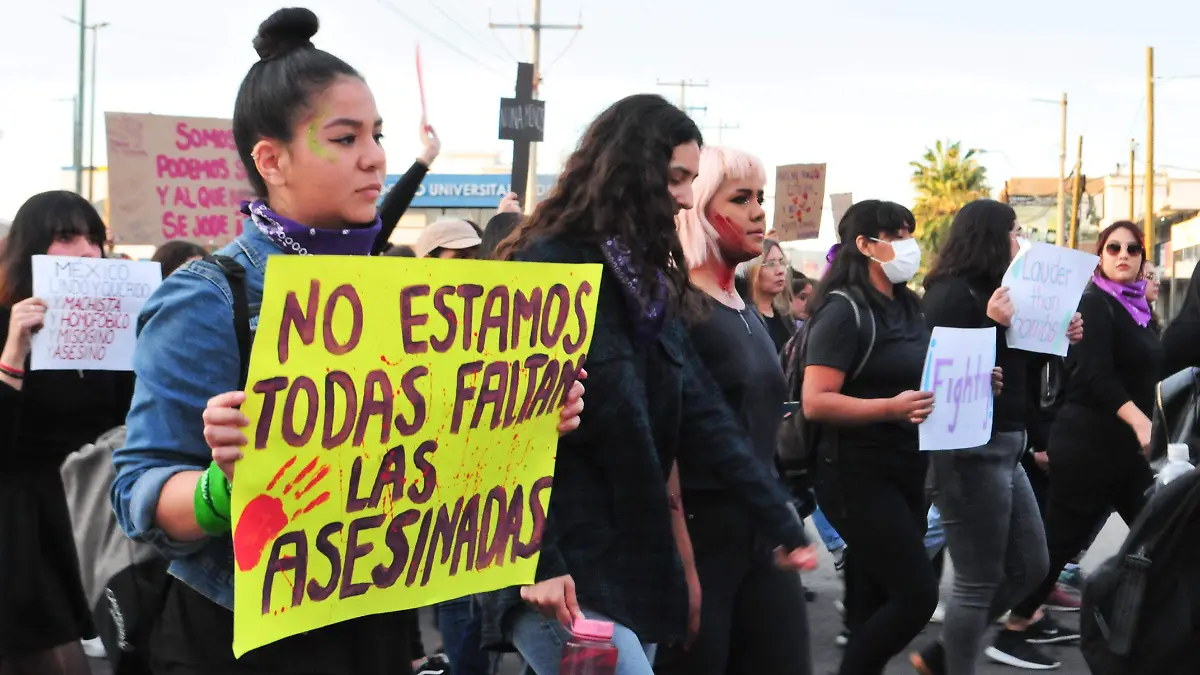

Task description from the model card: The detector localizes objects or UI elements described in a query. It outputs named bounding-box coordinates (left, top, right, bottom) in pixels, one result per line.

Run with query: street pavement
left=87, top=515, right=1129, bottom=675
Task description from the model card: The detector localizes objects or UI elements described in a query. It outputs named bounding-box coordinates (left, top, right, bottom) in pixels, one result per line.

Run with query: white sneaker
left=81, top=637, right=106, bottom=659
left=930, top=601, right=947, bottom=624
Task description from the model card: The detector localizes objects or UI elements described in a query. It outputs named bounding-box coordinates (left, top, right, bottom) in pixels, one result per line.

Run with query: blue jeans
left=437, top=597, right=494, bottom=675
left=811, top=504, right=845, bottom=553
left=925, top=503, right=945, bottom=558
left=510, top=606, right=656, bottom=675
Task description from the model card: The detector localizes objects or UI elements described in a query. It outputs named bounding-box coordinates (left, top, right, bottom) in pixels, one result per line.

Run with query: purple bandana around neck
left=600, top=237, right=668, bottom=345
left=1091, top=271, right=1153, bottom=327
left=243, top=200, right=381, bottom=256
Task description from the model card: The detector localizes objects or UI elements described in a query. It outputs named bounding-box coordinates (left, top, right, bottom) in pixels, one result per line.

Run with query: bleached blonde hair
left=675, top=145, right=768, bottom=269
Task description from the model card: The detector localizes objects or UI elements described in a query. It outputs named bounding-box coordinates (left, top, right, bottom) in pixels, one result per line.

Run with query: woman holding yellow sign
left=112, top=8, right=584, bottom=675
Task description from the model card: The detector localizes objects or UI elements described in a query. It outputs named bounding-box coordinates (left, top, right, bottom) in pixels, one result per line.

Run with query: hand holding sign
left=1002, top=243, right=1098, bottom=356
left=919, top=327, right=997, bottom=452
left=3, top=297, right=47, bottom=361
left=418, top=118, right=441, bottom=167
left=986, top=287, right=1015, bottom=327
left=892, top=390, right=936, bottom=425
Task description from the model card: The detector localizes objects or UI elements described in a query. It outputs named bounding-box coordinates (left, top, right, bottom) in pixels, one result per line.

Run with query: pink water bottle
left=559, top=618, right=619, bottom=675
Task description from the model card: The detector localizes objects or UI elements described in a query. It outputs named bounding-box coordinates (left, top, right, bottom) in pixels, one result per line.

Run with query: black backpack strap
left=205, top=255, right=252, bottom=390
left=828, top=289, right=876, bottom=381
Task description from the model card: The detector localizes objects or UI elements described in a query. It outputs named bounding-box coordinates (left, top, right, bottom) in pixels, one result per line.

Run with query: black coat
left=478, top=235, right=807, bottom=647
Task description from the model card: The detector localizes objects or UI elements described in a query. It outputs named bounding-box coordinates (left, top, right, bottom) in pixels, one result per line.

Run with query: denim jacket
left=111, top=224, right=279, bottom=610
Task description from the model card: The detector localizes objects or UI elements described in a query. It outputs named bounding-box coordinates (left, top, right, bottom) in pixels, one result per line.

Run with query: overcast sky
left=3, top=0, right=1200, bottom=223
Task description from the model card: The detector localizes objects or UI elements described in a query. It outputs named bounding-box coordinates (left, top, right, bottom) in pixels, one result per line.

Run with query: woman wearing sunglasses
left=994, top=221, right=1163, bottom=658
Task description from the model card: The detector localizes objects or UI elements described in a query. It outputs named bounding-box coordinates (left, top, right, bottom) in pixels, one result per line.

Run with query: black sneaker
left=909, top=641, right=945, bottom=675
left=1025, top=615, right=1081, bottom=644
left=985, top=631, right=1061, bottom=670
left=413, top=654, right=451, bottom=675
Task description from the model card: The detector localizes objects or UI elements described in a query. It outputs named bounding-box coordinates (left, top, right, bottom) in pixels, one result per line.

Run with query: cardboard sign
left=231, top=256, right=602, bottom=656
left=773, top=164, right=827, bottom=241
left=830, top=193, right=853, bottom=227
left=1003, top=243, right=1098, bottom=356
left=29, top=256, right=161, bottom=371
left=106, top=112, right=255, bottom=247
left=919, top=327, right=996, bottom=452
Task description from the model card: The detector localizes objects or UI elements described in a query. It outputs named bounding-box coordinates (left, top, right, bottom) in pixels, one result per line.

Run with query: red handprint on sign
left=234, top=456, right=332, bottom=572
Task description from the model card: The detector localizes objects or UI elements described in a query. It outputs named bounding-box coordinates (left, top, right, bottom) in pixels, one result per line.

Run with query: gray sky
left=3, top=0, right=1200, bottom=222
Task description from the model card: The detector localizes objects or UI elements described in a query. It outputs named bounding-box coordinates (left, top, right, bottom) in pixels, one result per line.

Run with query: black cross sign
left=498, top=63, right=546, bottom=207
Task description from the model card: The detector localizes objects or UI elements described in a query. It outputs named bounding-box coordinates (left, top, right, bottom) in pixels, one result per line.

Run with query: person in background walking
left=791, top=274, right=813, bottom=332
left=151, top=241, right=207, bottom=278
left=414, top=219, right=482, bottom=259
left=804, top=200, right=939, bottom=675
left=993, top=221, right=1163, bottom=670
left=744, top=239, right=794, bottom=351
left=481, top=94, right=814, bottom=675
left=656, top=144, right=816, bottom=675
left=1143, top=262, right=1161, bottom=332
left=0, top=191, right=134, bottom=675
left=912, top=199, right=1081, bottom=674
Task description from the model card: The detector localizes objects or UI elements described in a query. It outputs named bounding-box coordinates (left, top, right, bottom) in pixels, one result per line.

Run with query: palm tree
left=910, top=141, right=991, bottom=265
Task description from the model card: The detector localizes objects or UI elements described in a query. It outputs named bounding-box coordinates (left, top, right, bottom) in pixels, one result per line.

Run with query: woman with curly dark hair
left=482, top=94, right=813, bottom=675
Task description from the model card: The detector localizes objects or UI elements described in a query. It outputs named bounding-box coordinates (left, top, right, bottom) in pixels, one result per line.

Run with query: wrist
left=417, top=152, right=435, bottom=168
left=194, top=462, right=233, bottom=535
left=1, top=344, right=28, bottom=369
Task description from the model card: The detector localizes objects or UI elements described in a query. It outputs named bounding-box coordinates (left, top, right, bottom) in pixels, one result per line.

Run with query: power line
left=542, top=29, right=581, bottom=75
left=487, top=9, right=521, bottom=62
left=374, top=0, right=506, bottom=77
left=427, top=1, right=510, bottom=63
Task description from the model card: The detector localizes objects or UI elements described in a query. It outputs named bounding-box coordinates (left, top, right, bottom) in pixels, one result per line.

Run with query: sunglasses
left=1105, top=241, right=1144, bottom=256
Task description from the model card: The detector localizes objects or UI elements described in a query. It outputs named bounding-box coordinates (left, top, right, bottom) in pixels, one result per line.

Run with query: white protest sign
left=30, top=256, right=162, bottom=371
left=1002, top=243, right=1097, bottom=356
left=830, top=193, right=853, bottom=226
left=919, top=327, right=996, bottom=452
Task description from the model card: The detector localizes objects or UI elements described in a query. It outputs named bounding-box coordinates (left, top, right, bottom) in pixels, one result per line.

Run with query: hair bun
left=253, top=8, right=319, bottom=61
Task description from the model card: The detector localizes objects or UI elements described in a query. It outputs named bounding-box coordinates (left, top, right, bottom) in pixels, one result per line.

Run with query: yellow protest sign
left=231, top=255, right=602, bottom=657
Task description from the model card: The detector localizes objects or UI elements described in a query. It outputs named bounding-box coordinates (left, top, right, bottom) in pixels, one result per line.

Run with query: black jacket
left=478, top=236, right=807, bottom=647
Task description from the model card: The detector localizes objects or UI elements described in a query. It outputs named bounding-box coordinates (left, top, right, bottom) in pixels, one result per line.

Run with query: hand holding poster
left=29, top=256, right=161, bottom=371
left=919, top=327, right=996, bottom=452
left=1002, top=243, right=1098, bottom=356
left=231, top=256, right=601, bottom=656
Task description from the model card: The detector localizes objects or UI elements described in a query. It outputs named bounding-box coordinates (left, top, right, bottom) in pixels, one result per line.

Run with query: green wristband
left=194, top=465, right=232, bottom=536
left=207, top=463, right=233, bottom=522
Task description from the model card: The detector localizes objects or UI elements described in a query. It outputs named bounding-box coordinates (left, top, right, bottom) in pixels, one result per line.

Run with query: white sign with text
left=1002, top=243, right=1097, bottom=356
left=919, top=327, right=997, bottom=452
left=30, top=256, right=161, bottom=371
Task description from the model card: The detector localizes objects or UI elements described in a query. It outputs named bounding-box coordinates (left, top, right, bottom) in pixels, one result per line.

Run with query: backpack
left=1080, top=469, right=1200, bottom=674
left=776, top=289, right=876, bottom=497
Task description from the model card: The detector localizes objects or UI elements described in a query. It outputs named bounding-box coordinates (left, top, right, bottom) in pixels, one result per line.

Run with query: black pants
left=815, top=448, right=937, bottom=675
left=1011, top=406, right=1154, bottom=619
left=655, top=491, right=812, bottom=675
left=149, top=579, right=414, bottom=675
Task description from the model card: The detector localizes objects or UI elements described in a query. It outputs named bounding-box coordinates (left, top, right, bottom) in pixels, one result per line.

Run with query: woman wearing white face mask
left=802, top=200, right=940, bottom=675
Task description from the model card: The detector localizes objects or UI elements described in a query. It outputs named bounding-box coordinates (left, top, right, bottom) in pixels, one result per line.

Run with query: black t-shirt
left=805, top=290, right=930, bottom=454
left=922, top=277, right=1027, bottom=434
left=1066, top=286, right=1164, bottom=418
left=683, top=299, right=788, bottom=490
left=761, top=310, right=792, bottom=353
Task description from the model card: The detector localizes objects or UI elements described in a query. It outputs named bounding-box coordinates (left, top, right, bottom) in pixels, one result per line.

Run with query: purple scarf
left=243, top=200, right=381, bottom=256
left=600, top=237, right=667, bottom=345
left=823, top=243, right=842, bottom=276
left=1091, top=271, right=1152, bottom=328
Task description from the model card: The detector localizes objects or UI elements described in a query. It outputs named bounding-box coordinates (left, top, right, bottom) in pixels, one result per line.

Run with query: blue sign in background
left=381, top=173, right=558, bottom=209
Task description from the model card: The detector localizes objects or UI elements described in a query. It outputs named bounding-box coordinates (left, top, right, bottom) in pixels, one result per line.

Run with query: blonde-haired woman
left=739, top=239, right=795, bottom=351
left=656, top=145, right=816, bottom=675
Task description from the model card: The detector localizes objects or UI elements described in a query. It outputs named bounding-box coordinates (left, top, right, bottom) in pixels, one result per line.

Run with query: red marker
left=416, top=44, right=428, bottom=122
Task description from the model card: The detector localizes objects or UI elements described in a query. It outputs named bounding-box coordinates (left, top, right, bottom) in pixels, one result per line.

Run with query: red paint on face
left=234, top=494, right=288, bottom=572
left=707, top=212, right=743, bottom=287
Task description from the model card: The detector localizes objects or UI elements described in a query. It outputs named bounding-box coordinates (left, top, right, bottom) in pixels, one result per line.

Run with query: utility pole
left=1129, top=139, right=1136, bottom=222
left=704, top=119, right=740, bottom=144
left=1055, top=93, right=1068, bottom=247
left=86, top=22, right=109, bottom=203
left=656, top=79, right=708, bottom=114
left=1069, top=136, right=1083, bottom=250
left=490, top=2, right=582, bottom=215
left=74, top=0, right=86, bottom=195
left=1145, top=46, right=1156, bottom=259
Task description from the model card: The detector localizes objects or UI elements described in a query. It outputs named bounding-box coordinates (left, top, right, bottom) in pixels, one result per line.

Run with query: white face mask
left=870, top=237, right=922, bottom=284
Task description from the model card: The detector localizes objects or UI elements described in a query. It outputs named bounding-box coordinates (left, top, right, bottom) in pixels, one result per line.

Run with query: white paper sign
left=919, top=327, right=997, bottom=452
left=1002, top=243, right=1098, bottom=356
left=30, top=256, right=162, bottom=371
left=830, top=193, right=853, bottom=226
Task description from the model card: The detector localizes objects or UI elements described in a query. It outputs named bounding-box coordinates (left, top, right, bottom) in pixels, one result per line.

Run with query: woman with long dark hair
left=111, top=10, right=581, bottom=674
left=483, top=95, right=812, bottom=675
left=912, top=199, right=1081, bottom=674
left=654, top=145, right=815, bottom=675
left=0, top=191, right=133, bottom=675
left=993, top=221, right=1163, bottom=668
left=803, top=200, right=938, bottom=675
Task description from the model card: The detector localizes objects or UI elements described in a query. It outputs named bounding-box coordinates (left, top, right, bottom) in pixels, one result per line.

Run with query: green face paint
left=307, top=120, right=337, bottom=162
